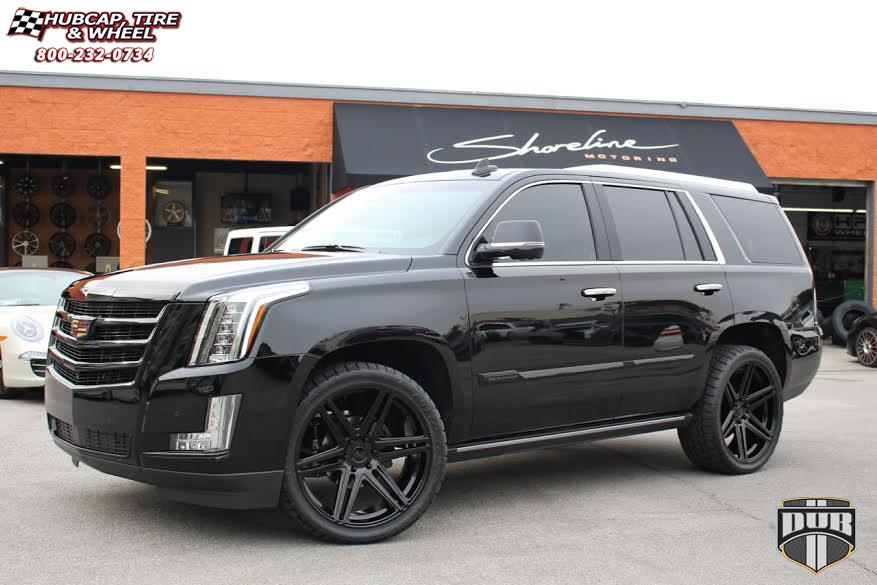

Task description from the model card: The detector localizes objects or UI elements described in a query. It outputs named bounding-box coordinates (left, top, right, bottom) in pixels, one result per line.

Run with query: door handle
left=582, top=287, right=617, bottom=301
left=694, top=283, right=723, bottom=295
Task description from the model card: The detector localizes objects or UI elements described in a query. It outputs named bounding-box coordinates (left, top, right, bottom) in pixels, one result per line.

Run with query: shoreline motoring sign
left=332, top=103, right=770, bottom=190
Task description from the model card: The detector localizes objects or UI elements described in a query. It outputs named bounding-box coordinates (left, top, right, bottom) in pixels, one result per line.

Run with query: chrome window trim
left=464, top=179, right=726, bottom=268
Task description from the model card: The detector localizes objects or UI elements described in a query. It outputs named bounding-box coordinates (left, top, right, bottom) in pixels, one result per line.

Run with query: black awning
left=332, top=103, right=771, bottom=191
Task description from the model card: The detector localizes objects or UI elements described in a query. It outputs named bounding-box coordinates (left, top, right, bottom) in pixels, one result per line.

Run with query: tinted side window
left=227, top=237, right=253, bottom=255
left=601, top=186, right=685, bottom=261
left=711, top=195, right=803, bottom=264
left=259, top=235, right=281, bottom=251
left=488, top=183, right=596, bottom=261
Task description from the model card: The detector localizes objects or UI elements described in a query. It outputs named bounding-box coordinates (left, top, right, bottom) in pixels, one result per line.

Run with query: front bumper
left=50, top=430, right=282, bottom=509
left=0, top=343, right=46, bottom=389
left=44, top=351, right=312, bottom=509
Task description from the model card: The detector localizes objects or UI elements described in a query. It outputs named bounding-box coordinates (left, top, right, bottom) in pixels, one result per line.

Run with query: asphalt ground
left=1, top=345, right=874, bottom=585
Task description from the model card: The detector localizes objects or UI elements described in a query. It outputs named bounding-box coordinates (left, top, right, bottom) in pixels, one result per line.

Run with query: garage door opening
left=776, top=182, right=870, bottom=317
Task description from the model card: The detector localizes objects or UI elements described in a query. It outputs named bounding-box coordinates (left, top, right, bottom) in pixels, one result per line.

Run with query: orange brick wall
left=0, top=86, right=333, bottom=266
left=734, top=120, right=877, bottom=303
left=0, top=85, right=874, bottom=301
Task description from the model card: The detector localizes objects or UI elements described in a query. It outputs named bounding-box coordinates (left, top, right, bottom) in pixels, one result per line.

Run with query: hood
left=68, top=252, right=413, bottom=302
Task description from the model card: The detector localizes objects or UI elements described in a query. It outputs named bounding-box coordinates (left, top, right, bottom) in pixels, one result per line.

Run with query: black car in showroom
left=44, top=164, right=821, bottom=543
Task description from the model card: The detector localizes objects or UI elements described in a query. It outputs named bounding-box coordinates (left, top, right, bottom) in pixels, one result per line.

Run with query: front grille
left=51, top=299, right=167, bottom=388
left=52, top=360, right=138, bottom=386
left=63, top=299, right=165, bottom=319
left=30, top=359, right=46, bottom=377
left=54, top=338, right=144, bottom=364
left=58, top=320, right=154, bottom=341
left=50, top=416, right=130, bottom=456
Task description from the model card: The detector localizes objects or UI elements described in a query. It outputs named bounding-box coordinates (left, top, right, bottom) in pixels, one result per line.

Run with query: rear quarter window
left=711, top=195, right=803, bottom=264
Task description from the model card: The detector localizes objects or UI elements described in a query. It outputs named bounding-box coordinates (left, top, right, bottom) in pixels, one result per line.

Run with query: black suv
left=45, top=164, right=821, bottom=543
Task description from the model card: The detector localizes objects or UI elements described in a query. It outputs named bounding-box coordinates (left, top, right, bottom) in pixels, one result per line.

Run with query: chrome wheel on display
left=11, top=231, right=39, bottom=256
left=162, top=200, right=187, bottom=226
left=855, top=328, right=877, bottom=368
left=87, top=204, right=111, bottom=227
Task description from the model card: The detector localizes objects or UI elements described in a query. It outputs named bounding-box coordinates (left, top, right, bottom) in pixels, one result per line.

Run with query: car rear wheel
left=855, top=327, right=877, bottom=368
left=280, top=361, right=447, bottom=543
left=679, top=345, right=783, bottom=474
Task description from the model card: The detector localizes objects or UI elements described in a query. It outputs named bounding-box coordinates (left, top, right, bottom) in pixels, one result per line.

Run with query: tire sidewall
left=711, top=349, right=784, bottom=473
left=282, top=367, right=446, bottom=543
left=832, top=300, right=873, bottom=344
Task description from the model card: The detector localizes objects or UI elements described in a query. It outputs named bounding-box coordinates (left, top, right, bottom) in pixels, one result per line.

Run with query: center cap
left=349, top=443, right=370, bottom=466
left=733, top=403, right=745, bottom=420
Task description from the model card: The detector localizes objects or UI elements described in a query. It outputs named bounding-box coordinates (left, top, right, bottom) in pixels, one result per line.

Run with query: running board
left=447, top=413, right=691, bottom=462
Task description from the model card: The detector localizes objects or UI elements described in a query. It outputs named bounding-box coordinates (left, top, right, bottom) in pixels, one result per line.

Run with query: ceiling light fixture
left=108, top=164, right=168, bottom=171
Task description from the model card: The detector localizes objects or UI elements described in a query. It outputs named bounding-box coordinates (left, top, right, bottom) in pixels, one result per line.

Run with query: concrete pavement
left=1, top=346, right=874, bottom=585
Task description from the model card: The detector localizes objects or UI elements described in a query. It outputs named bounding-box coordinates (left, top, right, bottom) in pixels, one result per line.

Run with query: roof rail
left=566, top=164, right=759, bottom=194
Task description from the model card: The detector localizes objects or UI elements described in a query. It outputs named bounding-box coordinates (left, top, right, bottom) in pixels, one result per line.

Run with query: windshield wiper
left=300, top=244, right=365, bottom=253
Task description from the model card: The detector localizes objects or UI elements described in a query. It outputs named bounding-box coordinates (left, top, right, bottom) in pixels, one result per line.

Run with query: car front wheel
left=280, top=361, right=447, bottom=543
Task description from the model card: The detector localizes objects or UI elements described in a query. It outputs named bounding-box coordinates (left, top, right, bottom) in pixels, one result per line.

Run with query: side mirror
left=474, top=220, right=545, bottom=262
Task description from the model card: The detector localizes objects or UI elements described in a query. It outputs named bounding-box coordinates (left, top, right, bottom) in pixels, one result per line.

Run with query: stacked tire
left=828, top=300, right=872, bottom=345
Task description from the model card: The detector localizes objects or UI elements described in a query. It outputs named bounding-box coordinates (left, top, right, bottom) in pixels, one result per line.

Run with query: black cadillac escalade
left=45, top=164, right=821, bottom=543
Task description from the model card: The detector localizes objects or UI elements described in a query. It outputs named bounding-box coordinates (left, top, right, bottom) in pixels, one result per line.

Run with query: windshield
left=0, top=271, right=84, bottom=307
left=273, top=180, right=492, bottom=253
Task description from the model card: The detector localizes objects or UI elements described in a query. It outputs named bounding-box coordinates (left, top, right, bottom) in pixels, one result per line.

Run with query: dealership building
left=0, top=71, right=874, bottom=312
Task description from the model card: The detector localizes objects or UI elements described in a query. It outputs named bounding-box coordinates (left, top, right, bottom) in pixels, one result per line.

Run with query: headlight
left=189, top=281, right=310, bottom=365
left=12, top=316, right=45, bottom=343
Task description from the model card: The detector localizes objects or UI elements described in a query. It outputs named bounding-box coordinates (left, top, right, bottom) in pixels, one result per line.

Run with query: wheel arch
left=715, top=322, right=788, bottom=386
left=297, top=327, right=468, bottom=439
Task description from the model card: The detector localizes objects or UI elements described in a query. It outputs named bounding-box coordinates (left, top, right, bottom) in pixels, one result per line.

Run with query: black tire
left=679, top=345, right=783, bottom=474
left=280, top=361, right=447, bottom=543
left=854, top=327, right=877, bottom=368
left=831, top=300, right=872, bottom=345
left=820, top=312, right=834, bottom=340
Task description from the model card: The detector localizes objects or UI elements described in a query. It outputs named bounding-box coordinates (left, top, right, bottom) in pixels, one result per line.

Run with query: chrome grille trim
left=49, top=301, right=168, bottom=388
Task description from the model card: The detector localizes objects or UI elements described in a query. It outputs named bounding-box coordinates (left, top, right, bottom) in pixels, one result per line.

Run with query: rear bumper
left=50, top=429, right=283, bottom=509
left=783, top=330, right=822, bottom=401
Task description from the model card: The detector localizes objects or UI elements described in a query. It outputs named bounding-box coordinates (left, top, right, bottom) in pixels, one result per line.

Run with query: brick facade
left=0, top=85, right=874, bottom=299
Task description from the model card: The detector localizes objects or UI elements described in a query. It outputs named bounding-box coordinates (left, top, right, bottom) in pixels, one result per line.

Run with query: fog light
left=170, top=394, right=242, bottom=452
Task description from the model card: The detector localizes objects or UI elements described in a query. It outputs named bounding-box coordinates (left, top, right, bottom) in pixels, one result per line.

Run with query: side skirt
left=447, top=413, right=691, bottom=462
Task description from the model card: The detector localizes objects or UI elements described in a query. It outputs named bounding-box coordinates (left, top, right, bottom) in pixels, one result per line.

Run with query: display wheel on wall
left=86, top=175, right=110, bottom=199
left=51, top=261, right=73, bottom=269
left=87, top=204, right=112, bottom=227
left=84, top=232, right=111, bottom=257
left=162, top=200, right=187, bottom=226
left=49, top=202, right=77, bottom=229
left=48, top=233, right=76, bottom=258
left=13, top=174, right=39, bottom=198
left=51, top=174, right=75, bottom=198
left=11, top=231, right=39, bottom=256
left=12, top=202, right=40, bottom=228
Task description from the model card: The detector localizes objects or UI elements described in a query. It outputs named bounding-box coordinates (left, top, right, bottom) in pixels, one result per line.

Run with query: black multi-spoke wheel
left=679, top=345, right=783, bottom=474
left=855, top=327, right=877, bottom=368
left=281, top=361, right=446, bottom=543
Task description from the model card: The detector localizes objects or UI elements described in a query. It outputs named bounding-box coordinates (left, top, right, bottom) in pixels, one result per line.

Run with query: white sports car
left=0, top=268, right=89, bottom=398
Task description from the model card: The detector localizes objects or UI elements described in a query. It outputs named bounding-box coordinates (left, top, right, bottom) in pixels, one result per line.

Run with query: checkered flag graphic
left=8, top=8, right=45, bottom=39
